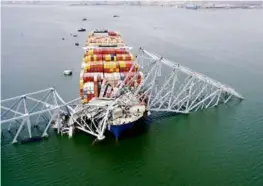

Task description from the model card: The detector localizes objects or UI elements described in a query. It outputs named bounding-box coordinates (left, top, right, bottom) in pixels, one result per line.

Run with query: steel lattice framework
left=0, top=88, right=79, bottom=143
left=0, top=49, right=244, bottom=143
left=135, top=49, right=244, bottom=113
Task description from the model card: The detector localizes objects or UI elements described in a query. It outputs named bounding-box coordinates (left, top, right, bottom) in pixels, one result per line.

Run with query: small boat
left=82, top=18, right=87, bottom=21
left=78, top=28, right=86, bottom=32
left=63, top=70, right=72, bottom=76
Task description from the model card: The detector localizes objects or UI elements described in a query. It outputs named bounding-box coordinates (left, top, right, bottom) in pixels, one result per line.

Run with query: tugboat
left=78, top=28, right=86, bottom=32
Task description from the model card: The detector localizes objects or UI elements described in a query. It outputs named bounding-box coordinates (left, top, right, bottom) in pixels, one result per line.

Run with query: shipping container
left=103, top=62, right=119, bottom=73
left=115, top=49, right=128, bottom=54
left=83, top=72, right=104, bottom=82
left=79, top=79, right=84, bottom=89
left=83, top=73, right=94, bottom=82
left=94, top=81, right=99, bottom=97
left=116, top=54, right=134, bottom=61
left=118, top=61, right=138, bottom=72
left=83, top=82, right=95, bottom=95
left=83, top=55, right=103, bottom=62
left=83, top=62, right=104, bottom=72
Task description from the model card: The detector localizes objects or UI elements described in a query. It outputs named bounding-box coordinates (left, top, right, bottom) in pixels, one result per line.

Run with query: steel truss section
left=0, top=48, right=244, bottom=144
left=0, top=88, right=80, bottom=143
left=132, top=48, right=244, bottom=114
left=62, top=103, right=109, bottom=140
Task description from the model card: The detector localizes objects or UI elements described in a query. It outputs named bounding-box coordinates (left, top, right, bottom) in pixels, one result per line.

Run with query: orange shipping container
left=83, top=55, right=103, bottom=62
left=94, top=81, right=99, bottom=97
left=83, top=73, right=95, bottom=82
left=116, top=54, right=134, bottom=61
left=80, top=88, right=83, bottom=97
left=103, top=62, right=119, bottom=73
left=118, top=61, right=138, bottom=72
left=83, top=62, right=103, bottom=72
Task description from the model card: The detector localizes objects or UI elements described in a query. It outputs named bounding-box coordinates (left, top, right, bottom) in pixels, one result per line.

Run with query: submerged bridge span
left=0, top=49, right=244, bottom=144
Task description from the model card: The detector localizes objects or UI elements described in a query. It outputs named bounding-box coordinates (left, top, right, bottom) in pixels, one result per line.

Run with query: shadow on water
left=1, top=121, right=53, bottom=146
left=70, top=125, right=152, bottom=164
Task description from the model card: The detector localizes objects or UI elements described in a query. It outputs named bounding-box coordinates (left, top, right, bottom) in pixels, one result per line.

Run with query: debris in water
left=113, top=15, right=119, bottom=18
left=82, top=18, right=87, bottom=21
left=73, top=34, right=78, bottom=37
left=78, top=28, right=86, bottom=32
left=62, top=37, right=65, bottom=40
left=75, top=42, right=79, bottom=46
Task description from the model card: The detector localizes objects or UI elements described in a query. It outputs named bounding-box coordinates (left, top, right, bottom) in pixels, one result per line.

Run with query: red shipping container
left=84, top=62, right=104, bottom=73
left=83, top=73, right=94, bottom=82
left=87, top=93, right=95, bottom=101
left=108, top=31, right=118, bottom=36
left=115, top=49, right=128, bottom=55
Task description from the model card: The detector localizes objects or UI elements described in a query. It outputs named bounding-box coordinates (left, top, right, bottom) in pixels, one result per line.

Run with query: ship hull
left=108, top=122, right=135, bottom=140
left=108, top=116, right=149, bottom=140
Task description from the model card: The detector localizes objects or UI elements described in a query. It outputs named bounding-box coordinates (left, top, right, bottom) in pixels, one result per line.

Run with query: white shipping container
left=113, top=72, right=121, bottom=80
left=83, top=82, right=94, bottom=94
left=80, top=70, right=84, bottom=78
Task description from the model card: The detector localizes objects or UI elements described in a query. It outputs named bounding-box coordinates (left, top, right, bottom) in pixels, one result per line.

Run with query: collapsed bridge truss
left=0, top=48, right=244, bottom=143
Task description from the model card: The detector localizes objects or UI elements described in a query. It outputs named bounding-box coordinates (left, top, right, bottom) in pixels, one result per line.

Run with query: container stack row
left=80, top=31, right=143, bottom=104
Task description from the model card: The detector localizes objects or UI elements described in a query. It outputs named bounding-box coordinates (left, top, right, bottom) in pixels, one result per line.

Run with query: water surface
left=1, top=5, right=263, bottom=186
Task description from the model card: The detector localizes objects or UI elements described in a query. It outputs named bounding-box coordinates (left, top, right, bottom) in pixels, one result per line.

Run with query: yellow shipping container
left=119, top=61, right=126, bottom=68
left=81, top=99, right=88, bottom=104
left=104, top=55, right=111, bottom=61
left=130, top=54, right=134, bottom=61
left=83, top=64, right=91, bottom=71
left=104, top=62, right=117, bottom=69
left=83, top=56, right=88, bottom=62
left=80, top=80, right=84, bottom=88
left=87, top=50, right=93, bottom=55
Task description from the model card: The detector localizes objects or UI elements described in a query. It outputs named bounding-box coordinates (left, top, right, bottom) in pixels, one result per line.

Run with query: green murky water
left=1, top=5, right=263, bottom=186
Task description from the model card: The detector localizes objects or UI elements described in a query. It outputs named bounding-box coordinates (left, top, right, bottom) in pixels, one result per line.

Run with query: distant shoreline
left=2, top=1, right=263, bottom=9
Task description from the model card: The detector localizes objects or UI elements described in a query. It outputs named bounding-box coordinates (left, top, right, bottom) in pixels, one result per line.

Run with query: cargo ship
left=79, top=29, right=147, bottom=139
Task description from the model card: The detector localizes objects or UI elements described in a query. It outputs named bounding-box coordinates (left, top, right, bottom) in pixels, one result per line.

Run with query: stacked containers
left=80, top=30, right=143, bottom=104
